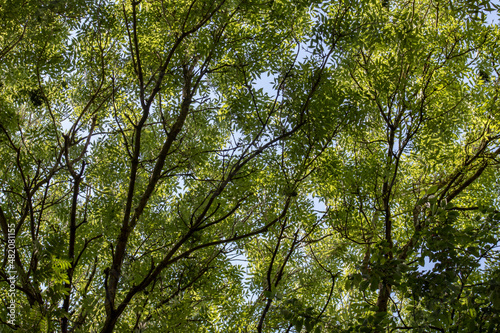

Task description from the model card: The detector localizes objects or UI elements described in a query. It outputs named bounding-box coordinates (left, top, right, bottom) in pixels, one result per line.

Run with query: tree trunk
left=376, top=282, right=391, bottom=312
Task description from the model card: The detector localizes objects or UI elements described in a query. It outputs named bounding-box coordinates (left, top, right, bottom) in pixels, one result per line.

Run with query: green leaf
left=427, top=185, right=439, bottom=195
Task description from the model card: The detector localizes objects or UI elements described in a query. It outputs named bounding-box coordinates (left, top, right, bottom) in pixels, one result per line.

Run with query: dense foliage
left=1, top=0, right=500, bottom=332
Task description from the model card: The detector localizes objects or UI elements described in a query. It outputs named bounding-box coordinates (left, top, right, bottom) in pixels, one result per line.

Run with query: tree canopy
left=1, top=0, right=500, bottom=332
